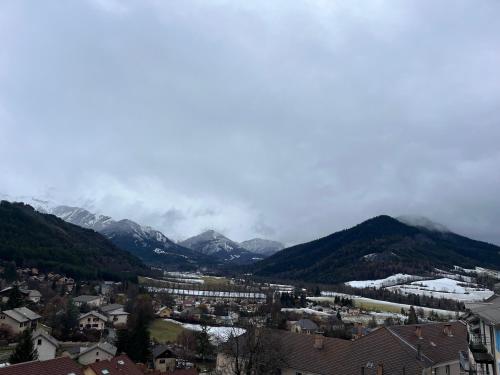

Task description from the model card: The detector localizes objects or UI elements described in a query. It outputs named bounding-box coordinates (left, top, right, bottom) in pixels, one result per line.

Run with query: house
left=107, top=310, right=129, bottom=327
left=78, top=311, right=107, bottom=331
left=83, top=354, right=143, bottom=375
left=20, top=289, right=42, bottom=303
left=152, top=345, right=177, bottom=373
left=0, top=287, right=13, bottom=303
left=388, top=321, right=468, bottom=375
left=32, top=330, right=59, bottom=361
left=155, top=306, right=173, bottom=318
left=100, top=303, right=124, bottom=315
left=76, top=342, right=117, bottom=365
left=100, top=304, right=129, bottom=327
left=464, top=295, right=500, bottom=375
left=0, top=307, right=41, bottom=334
left=290, top=318, right=319, bottom=334
left=74, top=295, right=103, bottom=308
left=217, top=322, right=468, bottom=375
left=0, top=356, right=83, bottom=375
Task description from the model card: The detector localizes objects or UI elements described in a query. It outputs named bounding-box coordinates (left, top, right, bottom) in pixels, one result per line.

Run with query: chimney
left=415, top=326, right=422, bottom=339
left=376, top=363, right=384, bottom=375
left=313, top=331, right=324, bottom=350
left=443, top=323, right=453, bottom=337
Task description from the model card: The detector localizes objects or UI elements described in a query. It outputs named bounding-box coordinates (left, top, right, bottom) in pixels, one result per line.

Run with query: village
left=0, top=265, right=497, bottom=375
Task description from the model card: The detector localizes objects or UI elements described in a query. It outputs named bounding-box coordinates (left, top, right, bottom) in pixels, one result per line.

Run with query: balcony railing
left=468, top=335, right=494, bottom=364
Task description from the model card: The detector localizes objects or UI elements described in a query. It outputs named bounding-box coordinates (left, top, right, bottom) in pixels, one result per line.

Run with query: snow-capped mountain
left=49, top=205, right=215, bottom=268
left=180, top=230, right=264, bottom=264
left=0, top=194, right=212, bottom=269
left=240, top=238, right=284, bottom=256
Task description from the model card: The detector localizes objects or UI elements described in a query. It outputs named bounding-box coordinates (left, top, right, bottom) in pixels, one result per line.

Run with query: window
left=445, top=365, right=450, bottom=375
left=159, top=359, right=165, bottom=364
left=96, top=351, right=99, bottom=356
left=37, top=339, right=42, bottom=346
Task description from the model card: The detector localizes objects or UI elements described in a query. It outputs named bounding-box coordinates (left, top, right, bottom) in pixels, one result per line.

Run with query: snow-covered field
left=386, top=277, right=494, bottom=302
left=345, top=274, right=424, bottom=289
left=311, top=294, right=455, bottom=317
left=164, top=319, right=245, bottom=344
left=344, top=273, right=493, bottom=302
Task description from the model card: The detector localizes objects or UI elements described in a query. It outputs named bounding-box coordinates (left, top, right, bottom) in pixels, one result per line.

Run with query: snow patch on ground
left=386, top=277, right=493, bottom=301
left=345, top=274, right=423, bottom=289
left=164, top=319, right=245, bottom=344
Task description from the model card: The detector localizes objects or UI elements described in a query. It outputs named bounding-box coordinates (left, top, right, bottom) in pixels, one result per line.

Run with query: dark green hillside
left=0, top=201, right=147, bottom=280
left=252, top=215, right=500, bottom=284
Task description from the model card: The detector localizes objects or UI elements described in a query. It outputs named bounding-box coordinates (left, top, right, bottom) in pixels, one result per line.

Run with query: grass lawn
left=201, top=276, right=231, bottom=288
left=355, top=301, right=403, bottom=314
left=149, top=319, right=184, bottom=343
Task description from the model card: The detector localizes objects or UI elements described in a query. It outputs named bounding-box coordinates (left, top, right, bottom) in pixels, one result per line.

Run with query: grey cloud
left=0, top=0, right=499, bottom=245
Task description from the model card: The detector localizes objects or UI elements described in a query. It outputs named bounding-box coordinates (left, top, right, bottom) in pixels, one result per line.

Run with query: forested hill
left=252, top=215, right=500, bottom=284
left=0, top=201, right=148, bottom=280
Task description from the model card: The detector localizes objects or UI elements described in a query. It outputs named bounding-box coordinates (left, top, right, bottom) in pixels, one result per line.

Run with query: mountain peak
left=240, top=238, right=284, bottom=256
left=253, top=214, right=500, bottom=284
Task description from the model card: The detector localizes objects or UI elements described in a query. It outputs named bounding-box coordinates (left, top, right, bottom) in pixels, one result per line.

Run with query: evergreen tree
left=196, top=323, right=213, bottom=362
left=126, top=315, right=150, bottom=362
left=115, top=328, right=130, bottom=354
left=3, top=262, right=17, bottom=283
left=6, top=285, right=24, bottom=309
left=9, top=329, right=38, bottom=364
left=118, top=294, right=153, bottom=362
left=314, top=286, right=321, bottom=297
left=60, top=298, right=79, bottom=340
left=406, top=306, right=419, bottom=325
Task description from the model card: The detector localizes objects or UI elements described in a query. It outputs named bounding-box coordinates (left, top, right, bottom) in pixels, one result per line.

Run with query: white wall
left=33, top=336, right=56, bottom=361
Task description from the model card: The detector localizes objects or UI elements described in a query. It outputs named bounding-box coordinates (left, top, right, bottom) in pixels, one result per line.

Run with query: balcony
left=469, top=336, right=494, bottom=364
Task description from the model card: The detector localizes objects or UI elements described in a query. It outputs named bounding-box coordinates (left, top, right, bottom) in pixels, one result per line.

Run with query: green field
left=201, top=275, right=231, bottom=288
left=355, top=300, right=403, bottom=314
left=149, top=319, right=184, bottom=343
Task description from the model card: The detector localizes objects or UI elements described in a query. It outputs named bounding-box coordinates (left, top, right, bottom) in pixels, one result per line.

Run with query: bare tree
left=217, top=326, right=286, bottom=375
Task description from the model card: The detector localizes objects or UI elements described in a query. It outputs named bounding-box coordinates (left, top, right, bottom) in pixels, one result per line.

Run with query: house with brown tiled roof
left=0, top=357, right=83, bottom=375
left=387, top=321, right=468, bottom=375
left=217, top=322, right=468, bottom=375
left=83, top=354, right=143, bottom=375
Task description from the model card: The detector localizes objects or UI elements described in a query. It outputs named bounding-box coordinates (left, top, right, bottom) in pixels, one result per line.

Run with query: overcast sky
left=1, top=0, right=500, bottom=246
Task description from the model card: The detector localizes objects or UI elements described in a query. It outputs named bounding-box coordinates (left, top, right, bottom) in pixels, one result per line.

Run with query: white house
left=32, top=330, right=59, bottom=361
left=73, top=295, right=102, bottom=308
left=76, top=342, right=117, bottom=365
left=20, top=289, right=42, bottom=303
left=107, top=310, right=129, bottom=327
left=78, top=311, right=107, bottom=331
left=0, top=307, right=41, bottom=334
